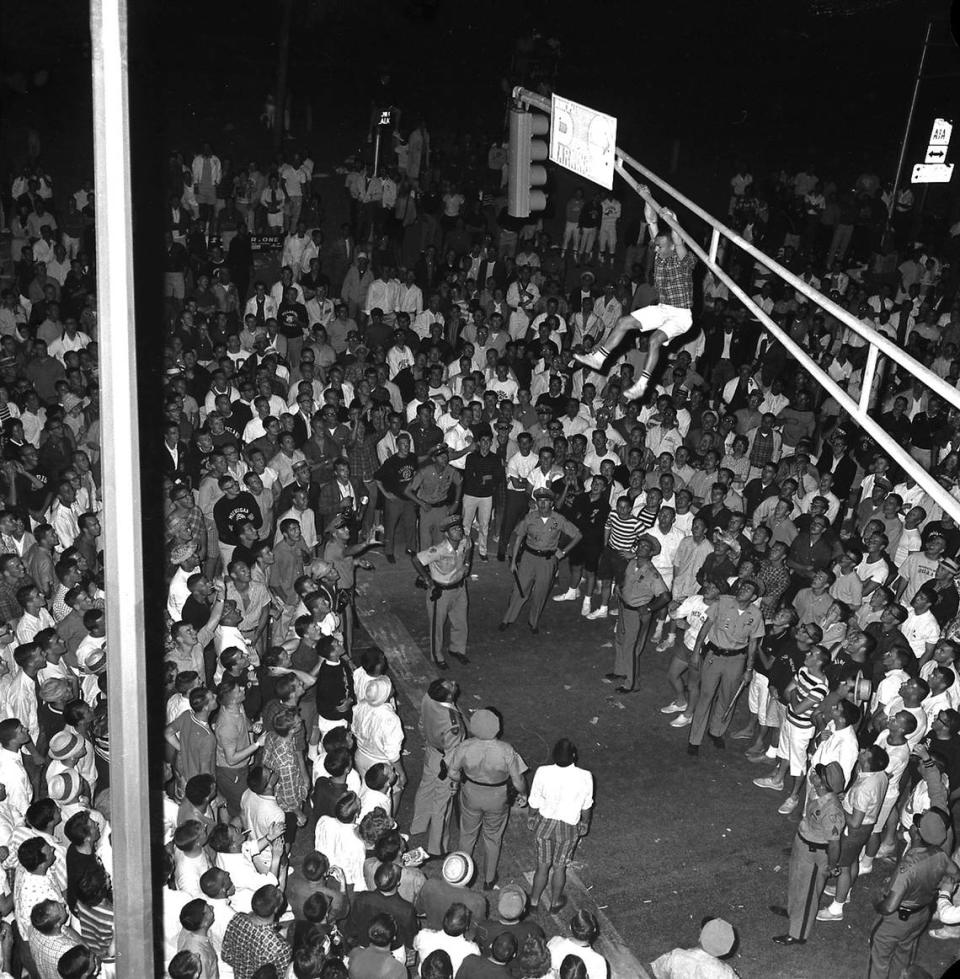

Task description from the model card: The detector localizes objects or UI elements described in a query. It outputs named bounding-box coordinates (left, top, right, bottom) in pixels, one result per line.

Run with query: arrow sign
left=926, top=146, right=948, bottom=164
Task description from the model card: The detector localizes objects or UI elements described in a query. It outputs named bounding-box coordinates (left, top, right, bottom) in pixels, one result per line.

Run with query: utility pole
left=274, top=0, right=294, bottom=148
left=888, top=20, right=932, bottom=227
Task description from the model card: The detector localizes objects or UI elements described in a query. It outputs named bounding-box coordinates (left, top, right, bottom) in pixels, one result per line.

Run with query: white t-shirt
left=901, top=609, right=940, bottom=659
left=528, top=763, right=594, bottom=825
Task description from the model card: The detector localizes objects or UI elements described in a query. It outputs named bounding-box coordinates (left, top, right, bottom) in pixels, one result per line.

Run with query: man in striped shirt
left=586, top=498, right=643, bottom=621
left=754, top=646, right=829, bottom=814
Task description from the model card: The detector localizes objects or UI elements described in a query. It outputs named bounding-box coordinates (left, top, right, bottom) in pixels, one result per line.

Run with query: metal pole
left=860, top=344, right=879, bottom=415
left=708, top=228, right=720, bottom=266
left=90, top=0, right=154, bottom=972
left=373, top=125, right=382, bottom=178
left=889, top=20, right=933, bottom=225
left=613, top=159, right=960, bottom=527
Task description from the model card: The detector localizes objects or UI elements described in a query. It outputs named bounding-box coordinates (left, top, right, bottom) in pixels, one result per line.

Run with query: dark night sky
left=1, top=0, right=958, bottom=207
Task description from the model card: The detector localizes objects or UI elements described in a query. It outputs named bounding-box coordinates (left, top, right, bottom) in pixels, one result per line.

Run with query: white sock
left=828, top=900, right=844, bottom=914
left=764, top=745, right=778, bottom=758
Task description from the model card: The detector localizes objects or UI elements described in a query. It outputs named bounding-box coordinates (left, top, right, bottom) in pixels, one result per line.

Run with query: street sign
left=912, top=162, right=955, bottom=184
left=929, top=118, right=953, bottom=146
left=549, top=93, right=617, bottom=190
left=926, top=145, right=949, bottom=164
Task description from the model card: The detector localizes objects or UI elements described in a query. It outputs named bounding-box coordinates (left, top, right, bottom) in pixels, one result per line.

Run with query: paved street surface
left=349, top=551, right=958, bottom=979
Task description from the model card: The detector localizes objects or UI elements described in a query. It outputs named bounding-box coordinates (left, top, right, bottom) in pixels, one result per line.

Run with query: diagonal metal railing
left=511, top=86, right=960, bottom=527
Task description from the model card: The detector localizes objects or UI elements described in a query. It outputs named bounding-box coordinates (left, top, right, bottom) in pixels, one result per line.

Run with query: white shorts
left=747, top=672, right=770, bottom=718
left=630, top=303, right=693, bottom=344
left=776, top=720, right=815, bottom=777
left=875, top=791, right=900, bottom=834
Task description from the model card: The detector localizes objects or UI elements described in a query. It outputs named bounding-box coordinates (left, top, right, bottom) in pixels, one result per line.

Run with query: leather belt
left=435, top=580, right=465, bottom=590
left=526, top=547, right=556, bottom=558
left=463, top=774, right=510, bottom=787
left=797, top=832, right=829, bottom=852
left=705, top=641, right=747, bottom=657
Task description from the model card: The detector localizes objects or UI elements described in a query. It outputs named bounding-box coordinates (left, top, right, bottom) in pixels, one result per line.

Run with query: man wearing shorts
left=575, top=189, right=695, bottom=401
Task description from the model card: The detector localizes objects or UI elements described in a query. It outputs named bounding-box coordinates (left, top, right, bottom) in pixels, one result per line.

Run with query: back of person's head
left=187, top=686, right=210, bottom=712
left=167, top=950, right=202, bottom=979
left=293, top=942, right=325, bottom=979
left=517, top=934, right=553, bottom=978
left=27, top=798, right=59, bottom=832
left=274, top=672, right=299, bottom=702
left=0, top=717, right=21, bottom=748
left=175, top=670, right=199, bottom=694
left=58, top=945, right=99, bottom=979
left=319, top=961, right=348, bottom=979
left=64, top=811, right=93, bottom=846
left=374, top=860, right=402, bottom=893
left=422, top=950, right=454, bottom=979
left=373, top=829, right=403, bottom=863
left=251, top=884, right=284, bottom=919
left=18, top=836, right=48, bottom=872
left=358, top=806, right=393, bottom=847
left=367, top=912, right=397, bottom=948
left=364, top=762, right=391, bottom=791
left=303, top=891, right=328, bottom=924
left=322, top=726, right=352, bottom=751
left=179, top=898, right=209, bottom=932
left=301, top=851, right=330, bottom=881
left=570, top=909, right=599, bottom=944
left=76, top=866, right=109, bottom=907
left=173, top=819, right=204, bottom=852
left=184, top=773, right=216, bottom=806
left=559, top=954, right=588, bottom=979
left=552, top=737, right=578, bottom=767
left=246, top=765, right=271, bottom=794
left=442, top=901, right=471, bottom=937
left=491, top=932, right=518, bottom=965
left=30, top=899, right=63, bottom=935
left=333, top=791, right=360, bottom=824
left=251, top=965, right=279, bottom=979
left=323, top=745, right=352, bottom=777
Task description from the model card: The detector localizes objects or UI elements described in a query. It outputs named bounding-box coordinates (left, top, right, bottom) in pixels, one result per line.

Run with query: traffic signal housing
left=507, top=107, right=549, bottom=218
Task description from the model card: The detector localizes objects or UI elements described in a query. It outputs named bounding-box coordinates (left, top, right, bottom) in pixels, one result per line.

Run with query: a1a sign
left=925, top=117, right=952, bottom=164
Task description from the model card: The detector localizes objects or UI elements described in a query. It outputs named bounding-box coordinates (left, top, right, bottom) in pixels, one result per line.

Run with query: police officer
left=498, top=488, right=582, bottom=634
left=406, top=444, right=463, bottom=550
left=411, top=678, right=466, bottom=856
left=687, top=578, right=765, bottom=757
left=868, top=807, right=959, bottom=978
left=446, top=708, right=528, bottom=890
left=610, top=534, right=670, bottom=694
left=411, top=514, right=472, bottom=669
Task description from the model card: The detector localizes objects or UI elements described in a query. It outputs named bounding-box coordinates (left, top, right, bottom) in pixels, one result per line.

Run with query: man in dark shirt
left=407, top=404, right=444, bottom=463
left=461, top=434, right=504, bottom=563
left=865, top=605, right=913, bottom=683
left=374, top=433, right=418, bottom=563
left=345, top=862, right=417, bottom=951
left=213, top=476, right=263, bottom=564
left=787, top=515, right=834, bottom=583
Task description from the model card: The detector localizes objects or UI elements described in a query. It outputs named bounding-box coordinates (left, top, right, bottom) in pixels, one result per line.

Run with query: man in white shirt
left=397, top=270, right=423, bottom=316
left=281, top=223, right=311, bottom=280
left=385, top=330, right=415, bottom=380
left=901, top=590, right=941, bottom=662
left=809, top=700, right=860, bottom=785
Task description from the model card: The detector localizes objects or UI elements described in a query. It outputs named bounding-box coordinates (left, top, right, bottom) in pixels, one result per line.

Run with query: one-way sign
left=926, top=146, right=948, bottom=164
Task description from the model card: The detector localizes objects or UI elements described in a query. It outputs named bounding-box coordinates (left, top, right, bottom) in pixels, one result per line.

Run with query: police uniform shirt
left=417, top=538, right=471, bottom=585
left=420, top=694, right=466, bottom=754
left=885, top=847, right=957, bottom=909
left=704, top=594, right=766, bottom=650
left=517, top=511, right=579, bottom=552
left=620, top=560, right=668, bottom=609
left=798, top=787, right=845, bottom=845
left=410, top=464, right=460, bottom=505
left=447, top=737, right=527, bottom=786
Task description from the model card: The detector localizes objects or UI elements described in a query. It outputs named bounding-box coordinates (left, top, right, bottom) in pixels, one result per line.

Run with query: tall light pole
left=888, top=20, right=932, bottom=226
left=273, top=0, right=294, bottom=148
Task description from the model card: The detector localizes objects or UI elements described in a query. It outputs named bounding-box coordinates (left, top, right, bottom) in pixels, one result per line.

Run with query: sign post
left=912, top=117, right=953, bottom=184
left=548, top=94, right=617, bottom=189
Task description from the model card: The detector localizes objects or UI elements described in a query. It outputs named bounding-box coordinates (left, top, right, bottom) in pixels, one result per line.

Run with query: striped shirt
left=605, top=512, right=643, bottom=554
left=75, top=899, right=114, bottom=956
left=787, top=668, right=828, bottom=729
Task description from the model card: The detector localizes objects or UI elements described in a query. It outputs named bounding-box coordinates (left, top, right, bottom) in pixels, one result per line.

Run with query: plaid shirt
left=654, top=251, right=695, bottom=309
left=167, top=503, right=205, bottom=552
left=347, top=433, right=379, bottom=483
left=262, top=733, right=307, bottom=812
left=29, top=929, right=77, bottom=979
left=221, top=913, right=293, bottom=979
left=756, top=561, right=791, bottom=609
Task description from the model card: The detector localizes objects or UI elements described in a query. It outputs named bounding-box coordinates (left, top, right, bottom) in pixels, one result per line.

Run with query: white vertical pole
left=860, top=345, right=879, bottom=415
left=708, top=228, right=721, bottom=266
left=90, top=0, right=155, bottom=972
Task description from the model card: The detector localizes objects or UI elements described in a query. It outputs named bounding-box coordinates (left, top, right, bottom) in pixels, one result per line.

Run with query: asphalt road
left=351, top=550, right=959, bottom=979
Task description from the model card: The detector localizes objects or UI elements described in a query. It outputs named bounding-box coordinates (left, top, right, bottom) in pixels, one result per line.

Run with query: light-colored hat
left=636, top=533, right=662, bottom=556
left=700, top=918, right=735, bottom=957
left=469, top=708, right=499, bottom=739
left=442, top=851, right=475, bottom=886
left=497, top=884, right=527, bottom=919
left=48, top=730, right=83, bottom=760
left=364, top=676, right=393, bottom=707
left=47, top=771, right=81, bottom=803
left=82, top=647, right=107, bottom=673
left=170, top=544, right=197, bottom=565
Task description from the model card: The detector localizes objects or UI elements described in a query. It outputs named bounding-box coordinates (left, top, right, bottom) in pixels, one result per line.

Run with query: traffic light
left=507, top=107, right=549, bottom=218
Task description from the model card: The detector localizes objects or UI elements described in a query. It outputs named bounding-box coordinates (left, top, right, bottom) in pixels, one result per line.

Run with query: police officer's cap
left=636, top=534, right=661, bottom=556
left=532, top=488, right=555, bottom=501
left=430, top=444, right=450, bottom=458
left=441, top=515, right=462, bottom=532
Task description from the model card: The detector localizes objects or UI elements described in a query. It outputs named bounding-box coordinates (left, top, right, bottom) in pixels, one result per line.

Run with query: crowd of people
left=0, top=100, right=959, bottom=979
